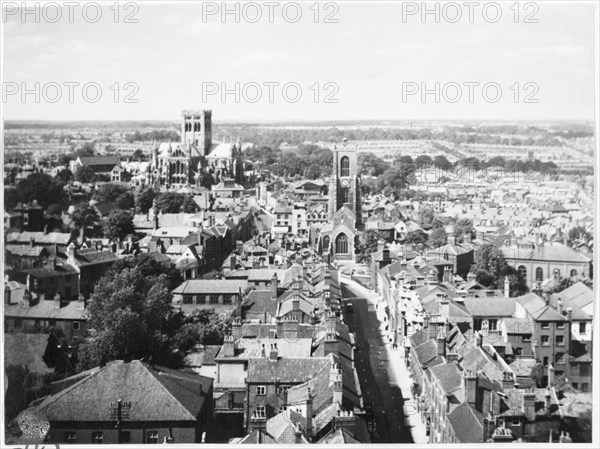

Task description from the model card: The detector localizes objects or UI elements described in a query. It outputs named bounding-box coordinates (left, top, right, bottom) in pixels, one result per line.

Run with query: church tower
left=328, top=141, right=361, bottom=225
left=181, top=110, right=212, bottom=155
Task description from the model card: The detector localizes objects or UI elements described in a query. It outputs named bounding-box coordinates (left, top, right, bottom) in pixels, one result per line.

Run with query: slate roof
left=4, top=334, right=54, bottom=374
left=237, top=429, right=278, bottom=444
left=34, top=360, right=212, bottom=422
left=265, top=409, right=310, bottom=444
left=430, top=362, right=463, bottom=395
left=4, top=300, right=85, bottom=321
left=5, top=245, right=48, bottom=257
left=71, top=249, right=118, bottom=267
left=447, top=402, right=483, bottom=443
left=318, top=427, right=362, bottom=444
left=247, top=358, right=330, bottom=383
left=6, top=231, right=71, bottom=246
left=413, top=339, right=443, bottom=369
left=78, top=156, right=119, bottom=166
left=22, top=261, right=79, bottom=279
left=503, top=242, right=591, bottom=263
left=463, top=297, right=516, bottom=317
left=173, top=280, right=248, bottom=295
left=553, top=282, right=594, bottom=309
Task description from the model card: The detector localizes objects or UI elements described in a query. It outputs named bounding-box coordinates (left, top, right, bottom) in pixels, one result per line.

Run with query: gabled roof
left=430, top=362, right=463, bottom=395
left=503, top=242, right=591, bottom=263
left=463, top=297, right=516, bottom=317
left=34, top=360, right=212, bottom=422
left=78, top=155, right=120, bottom=166
left=172, top=279, right=248, bottom=295
left=4, top=300, right=85, bottom=320
left=247, top=358, right=329, bottom=383
left=447, top=403, right=483, bottom=443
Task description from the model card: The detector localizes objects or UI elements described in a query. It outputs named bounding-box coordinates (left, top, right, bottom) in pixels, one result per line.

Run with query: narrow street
left=341, top=284, right=413, bottom=443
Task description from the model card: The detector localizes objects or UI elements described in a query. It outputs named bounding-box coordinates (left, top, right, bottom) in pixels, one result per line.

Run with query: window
left=557, top=322, right=565, bottom=329
left=72, top=321, right=80, bottom=331
left=223, top=295, right=232, bottom=305
left=581, top=383, right=589, bottom=393
left=523, top=334, right=532, bottom=342
left=340, top=156, right=350, bottom=177
left=580, top=363, right=590, bottom=376
left=91, top=432, right=103, bottom=444
left=535, top=267, right=544, bottom=282
left=210, top=295, right=219, bottom=305
left=543, top=356, right=549, bottom=366
left=489, top=319, right=498, bottom=331
left=556, top=335, right=565, bottom=346
left=517, top=265, right=527, bottom=279
left=541, top=335, right=549, bottom=346
left=514, top=347, right=523, bottom=356
left=512, top=416, right=520, bottom=426
left=579, top=322, right=587, bottom=334
left=570, top=269, right=577, bottom=277
left=256, top=385, right=266, bottom=395
left=277, top=386, right=289, bottom=395
left=474, top=319, right=483, bottom=331
left=541, top=323, right=550, bottom=330
left=341, top=187, right=349, bottom=204
left=335, top=233, right=349, bottom=254
left=65, top=431, right=76, bottom=442
left=256, top=406, right=266, bottom=417
left=148, top=431, right=159, bottom=444
left=555, top=352, right=565, bottom=364
left=121, top=431, right=131, bottom=443
left=572, top=382, right=578, bottom=390
left=322, top=235, right=330, bottom=251
left=197, top=295, right=206, bottom=304
left=183, top=295, right=193, bottom=304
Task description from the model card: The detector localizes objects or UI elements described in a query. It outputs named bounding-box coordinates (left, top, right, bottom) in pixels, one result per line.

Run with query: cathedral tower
left=181, top=110, right=212, bottom=155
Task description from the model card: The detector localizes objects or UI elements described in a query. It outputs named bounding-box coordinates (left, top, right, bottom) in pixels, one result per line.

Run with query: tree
left=55, top=168, right=74, bottom=183
left=172, top=309, right=233, bottom=351
left=16, top=173, right=66, bottom=208
left=357, top=230, right=381, bottom=263
left=132, top=149, right=146, bottom=160
left=415, top=155, right=433, bottom=168
left=135, top=187, right=157, bottom=214
left=4, top=187, right=20, bottom=211
left=403, top=230, right=428, bottom=246
left=154, top=192, right=185, bottom=213
left=454, top=218, right=474, bottom=241
left=568, top=226, right=592, bottom=244
left=109, top=254, right=183, bottom=291
left=70, top=202, right=100, bottom=240
left=58, top=153, right=76, bottom=166
left=94, top=183, right=129, bottom=203
left=46, top=203, right=63, bottom=216
left=182, top=194, right=199, bottom=213
left=418, top=206, right=436, bottom=229
left=43, top=327, right=77, bottom=375
left=358, top=153, right=389, bottom=176
left=74, top=165, right=96, bottom=183
left=428, top=227, right=448, bottom=248
left=114, top=192, right=135, bottom=210
left=472, top=243, right=508, bottom=288
left=76, top=142, right=95, bottom=157
left=104, top=210, right=135, bottom=240
left=503, top=265, right=529, bottom=297
left=77, top=267, right=182, bottom=369
left=434, top=155, right=452, bottom=171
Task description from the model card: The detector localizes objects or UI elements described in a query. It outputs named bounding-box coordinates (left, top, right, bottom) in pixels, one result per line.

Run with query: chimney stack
left=377, top=239, right=385, bottom=253
left=501, top=371, right=514, bottom=390
left=222, top=335, right=235, bottom=357
left=544, top=386, right=552, bottom=413
left=270, top=273, right=279, bottom=300
left=229, top=254, right=235, bottom=270
left=333, top=410, right=356, bottom=433
left=522, top=388, right=536, bottom=421
left=269, top=342, right=278, bottom=361
left=547, top=363, right=555, bottom=387
left=437, top=328, right=446, bottom=357
left=448, top=234, right=456, bottom=245
left=68, top=243, right=76, bottom=265
left=232, top=318, right=242, bottom=340
left=324, top=331, right=339, bottom=356
left=566, top=307, right=572, bottom=322
left=463, top=369, right=478, bottom=406
left=53, top=293, right=61, bottom=309
left=504, top=276, right=510, bottom=298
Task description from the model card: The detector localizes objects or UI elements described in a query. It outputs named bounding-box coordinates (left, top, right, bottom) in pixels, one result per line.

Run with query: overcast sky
left=2, top=1, right=597, bottom=122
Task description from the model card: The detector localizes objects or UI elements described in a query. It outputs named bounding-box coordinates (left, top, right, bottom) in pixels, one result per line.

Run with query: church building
left=319, top=141, right=361, bottom=263
left=149, top=110, right=244, bottom=188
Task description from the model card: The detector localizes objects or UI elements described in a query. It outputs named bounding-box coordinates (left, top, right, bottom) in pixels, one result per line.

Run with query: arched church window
left=340, top=156, right=350, bottom=177
left=335, top=233, right=349, bottom=254
left=322, top=235, right=330, bottom=251
left=518, top=265, right=527, bottom=279
left=341, top=187, right=349, bottom=204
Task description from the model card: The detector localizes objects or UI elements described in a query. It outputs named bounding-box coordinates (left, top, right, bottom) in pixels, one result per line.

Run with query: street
left=341, top=284, right=413, bottom=443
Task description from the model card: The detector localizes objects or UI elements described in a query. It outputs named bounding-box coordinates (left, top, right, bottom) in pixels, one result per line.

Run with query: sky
left=2, top=1, right=598, bottom=122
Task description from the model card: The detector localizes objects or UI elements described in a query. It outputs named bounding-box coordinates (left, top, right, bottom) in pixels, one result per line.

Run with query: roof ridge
left=140, top=363, right=198, bottom=420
